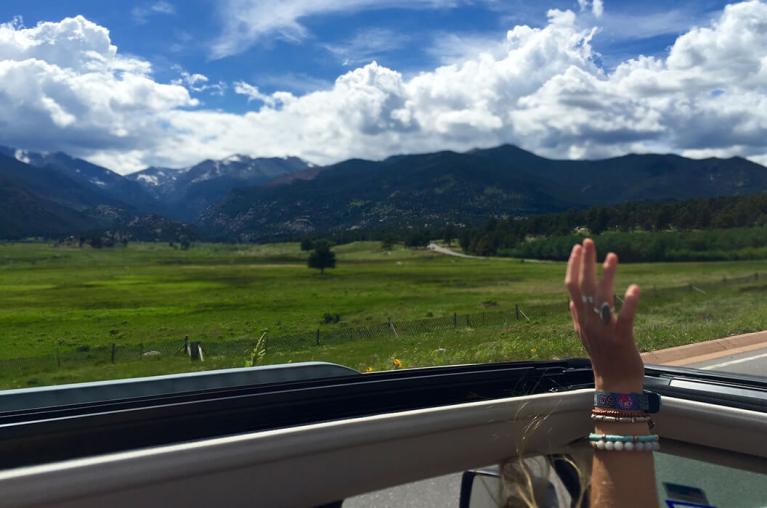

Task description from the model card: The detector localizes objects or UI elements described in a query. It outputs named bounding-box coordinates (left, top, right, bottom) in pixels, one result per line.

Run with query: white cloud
left=210, top=0, right=466, bottom=59
left=234, top=81, right=277, bottom=105
left=577, top=0, right=604, bottom=18
left=256, top=72, right=332, bottom=94
left=3, top=2, right=767, bottom=175
left=0, top=16, right=194, bottom=166
left=323, top=28, right=410, bottom=66
left=426, top=31, right=509, bottom=64
left=132, top=1, right=176, bottom=24
left=172, top=67, right=228, bottom=96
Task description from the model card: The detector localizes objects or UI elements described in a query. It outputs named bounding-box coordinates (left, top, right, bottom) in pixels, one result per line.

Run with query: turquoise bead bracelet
left=589, top=433, right=658, bottom=443
left=589, top=433, right=660, bottom=452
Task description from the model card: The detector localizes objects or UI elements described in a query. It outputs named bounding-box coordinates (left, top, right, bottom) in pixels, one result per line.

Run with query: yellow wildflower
left=392, top=358, right=402, bottom=368
left=365, top=366, right=374, bottom=373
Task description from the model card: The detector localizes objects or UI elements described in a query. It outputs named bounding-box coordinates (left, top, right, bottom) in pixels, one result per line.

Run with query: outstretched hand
left=564, top=239, right=645, bottom=393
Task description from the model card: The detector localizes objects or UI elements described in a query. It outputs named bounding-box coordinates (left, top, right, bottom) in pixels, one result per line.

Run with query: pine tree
left=308, top=243, right=336, bottom=275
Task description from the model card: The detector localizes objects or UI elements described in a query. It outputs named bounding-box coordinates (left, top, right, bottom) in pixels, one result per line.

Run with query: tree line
left=456, top=192, right=767, bottom=260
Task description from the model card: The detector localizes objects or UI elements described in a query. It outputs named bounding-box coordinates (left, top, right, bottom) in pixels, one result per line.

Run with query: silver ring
left=581, top=295, right=594, bottom=304
left=595, top=302, right=613, bottom=324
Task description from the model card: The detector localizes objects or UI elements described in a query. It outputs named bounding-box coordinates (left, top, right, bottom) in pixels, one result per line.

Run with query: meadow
left=1, top=241, right=767, bottom=388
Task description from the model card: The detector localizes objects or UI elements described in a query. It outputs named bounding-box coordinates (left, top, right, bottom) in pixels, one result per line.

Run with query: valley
left=1, top=241, right=766, bottom=388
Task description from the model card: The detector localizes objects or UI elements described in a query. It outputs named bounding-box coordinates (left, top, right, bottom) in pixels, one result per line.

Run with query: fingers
left=616, top=284, right=641, bottom=338
left=579, top=239, right=597, bottom=299
left=565, top=244, right=583, bottom=304
left=569, top=300, right=581, bottom=333
left=599, top=253, right=618, bottom=307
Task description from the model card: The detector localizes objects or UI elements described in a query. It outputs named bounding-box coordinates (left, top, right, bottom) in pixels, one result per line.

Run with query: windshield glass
left=0, top=0, right=765, bottom=389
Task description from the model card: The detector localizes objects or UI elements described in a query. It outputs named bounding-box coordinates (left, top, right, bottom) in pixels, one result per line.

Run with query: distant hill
left=203, top=145, right=767, bottom=240
left=127, top=155, right=311, bottom=220
left=0, top=172, right=97, bottom=238
left=0, top=146, right=155, bottom=211
left=0, top=152, right=192, bottom=241
left=0, top=152, right=130, bottom=213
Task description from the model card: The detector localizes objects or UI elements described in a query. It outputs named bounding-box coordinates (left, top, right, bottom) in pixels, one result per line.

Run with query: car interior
left=0, top=361, right=764, bottom=507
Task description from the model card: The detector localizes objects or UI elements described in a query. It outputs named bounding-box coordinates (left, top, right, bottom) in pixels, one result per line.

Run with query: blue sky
left=0, top=0, right=764, bottom=173
left=0, top=0, right=729, bottom=113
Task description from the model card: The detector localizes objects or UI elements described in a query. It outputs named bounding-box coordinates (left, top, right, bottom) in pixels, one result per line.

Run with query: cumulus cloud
left=0, top=15, right=194, bottom=162
left=2, top=2, right=767, bottom=174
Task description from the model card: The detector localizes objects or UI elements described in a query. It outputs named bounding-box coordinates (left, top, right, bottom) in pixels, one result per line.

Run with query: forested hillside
left=459, top=192, right=767, bottom=261
left=204, top=145, right=767, bottom=241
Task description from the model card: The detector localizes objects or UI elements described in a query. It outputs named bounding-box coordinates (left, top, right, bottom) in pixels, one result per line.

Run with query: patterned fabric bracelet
left=594, top=391, right=661, bottom=413
left=589, top=433, right=660, bottom=452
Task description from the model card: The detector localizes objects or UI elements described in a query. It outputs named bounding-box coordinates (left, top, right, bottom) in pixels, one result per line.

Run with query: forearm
left=590, top=421, right=659, bottom=508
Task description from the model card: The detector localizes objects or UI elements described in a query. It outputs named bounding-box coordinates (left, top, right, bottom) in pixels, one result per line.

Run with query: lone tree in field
left=308, top=243, right=336, bottom=275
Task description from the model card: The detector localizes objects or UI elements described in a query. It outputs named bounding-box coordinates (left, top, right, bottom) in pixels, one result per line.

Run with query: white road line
left=700, top=351, right=767, bottom=370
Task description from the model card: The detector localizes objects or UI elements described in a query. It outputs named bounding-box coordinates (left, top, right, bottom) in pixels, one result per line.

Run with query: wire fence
left=3, top=271, right=766, bottom=381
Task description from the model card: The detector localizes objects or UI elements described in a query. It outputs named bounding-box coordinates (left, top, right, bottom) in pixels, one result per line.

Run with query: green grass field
left=1, top=241, right=766, bottom=388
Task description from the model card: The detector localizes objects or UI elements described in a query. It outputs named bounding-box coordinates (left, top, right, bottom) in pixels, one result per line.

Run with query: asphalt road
left=690, top=346, right=767, bottom=376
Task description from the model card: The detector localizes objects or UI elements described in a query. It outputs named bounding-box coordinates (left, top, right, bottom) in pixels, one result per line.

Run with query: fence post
left=190, top=342, right=203, bottom=361
left=453, top=313, right=457, bottom=328
left=388, top=319, right=399, bottom=337
left=316, top=329, right=320, bottom=346
left=515, top=304, right=520, bottom=321
left=184, top=336, right=190, bottom=357
left=111, top=343, right=116, bottom=364
left=466, top=315, right=471, bottom=327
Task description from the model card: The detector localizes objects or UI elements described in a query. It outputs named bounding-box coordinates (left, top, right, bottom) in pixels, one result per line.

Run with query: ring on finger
left=593, top=302, right=614, bottom=324
left=581, top=294, right=594, bottom=304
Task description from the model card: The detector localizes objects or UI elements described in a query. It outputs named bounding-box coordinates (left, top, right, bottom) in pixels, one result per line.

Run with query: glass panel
left=0, top=1, right=765, bottom=388
left=344, top=472, right=464, bottom=508
left=655, top=452, right=767, bottom=508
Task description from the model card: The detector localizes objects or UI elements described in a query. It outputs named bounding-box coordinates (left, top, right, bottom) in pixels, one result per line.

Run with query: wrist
left=594, top=378, right=643, bottom=393
left=593, top=421, right=652, bottom=435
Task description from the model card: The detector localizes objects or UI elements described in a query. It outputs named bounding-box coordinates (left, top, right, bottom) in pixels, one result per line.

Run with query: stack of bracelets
left=589, top=390, right=662, bottom=453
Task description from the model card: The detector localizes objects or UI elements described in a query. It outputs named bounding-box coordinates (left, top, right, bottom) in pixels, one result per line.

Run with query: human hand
left=564, top=239, right=644, bottom=393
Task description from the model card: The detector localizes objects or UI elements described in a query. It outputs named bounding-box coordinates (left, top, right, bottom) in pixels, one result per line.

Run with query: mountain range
left=203, top=145, right=767, bottom=240
left=2, top=143, right=767, bottom=241
left=127, top=155, right=311, bottom=220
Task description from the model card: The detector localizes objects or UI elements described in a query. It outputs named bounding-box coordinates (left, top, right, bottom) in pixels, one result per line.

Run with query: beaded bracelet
left=592, top=413, right=655, bottom=430
left=592, top=407, right=646, bottom=417
left=591, top=414, right=653, bottom=424
left=589, top=433, right=660, bottom=452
